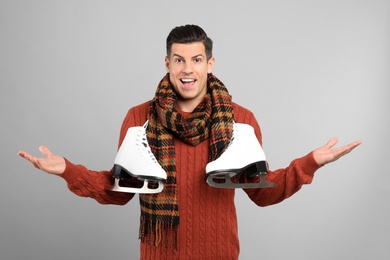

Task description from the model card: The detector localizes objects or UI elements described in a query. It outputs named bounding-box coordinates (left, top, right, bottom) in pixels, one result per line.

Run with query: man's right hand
left=18, top=146, right=66, bottom=175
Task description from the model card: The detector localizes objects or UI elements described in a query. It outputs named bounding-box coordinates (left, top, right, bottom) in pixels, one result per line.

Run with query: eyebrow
left=172, top=53, right=205, bottom=59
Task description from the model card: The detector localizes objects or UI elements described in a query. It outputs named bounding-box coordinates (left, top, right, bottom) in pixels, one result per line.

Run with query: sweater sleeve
left=58, top=102, right=150, bottom=205
left=60, top=160, right=134, bottom=205
left=232, top=103, right=322, bottom=207
left=244, top=152, right=321, bottom=207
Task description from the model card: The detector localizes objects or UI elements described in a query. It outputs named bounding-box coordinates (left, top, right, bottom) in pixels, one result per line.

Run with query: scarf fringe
left=139, top=215, right=179, bottom=249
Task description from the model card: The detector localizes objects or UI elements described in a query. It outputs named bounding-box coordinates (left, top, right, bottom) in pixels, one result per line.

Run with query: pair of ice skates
left=111, top=121, right=275, bottom=194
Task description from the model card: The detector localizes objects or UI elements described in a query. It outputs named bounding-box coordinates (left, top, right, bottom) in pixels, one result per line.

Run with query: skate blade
left=207, top=173, right=276, bottom=189
left=111, top=178, right=164, bottom=194
left=112, top=164, right=166, bottom=181
left=206, top=161, right=275, bottom=188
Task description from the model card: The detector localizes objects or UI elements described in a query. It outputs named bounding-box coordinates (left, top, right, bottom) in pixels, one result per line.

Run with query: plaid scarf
left=139, top=73, right=234, bottom=248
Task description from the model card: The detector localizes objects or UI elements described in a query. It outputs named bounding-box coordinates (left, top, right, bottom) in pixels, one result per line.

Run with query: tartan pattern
left=139, top=73, right=233, bottom=248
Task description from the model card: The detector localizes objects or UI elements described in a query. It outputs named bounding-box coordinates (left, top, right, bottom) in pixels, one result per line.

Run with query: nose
left=182, top=61, right=193, bottom=74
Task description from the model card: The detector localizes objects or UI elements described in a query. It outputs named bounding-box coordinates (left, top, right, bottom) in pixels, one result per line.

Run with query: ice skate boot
left=206, top=123, right=276, bottom=189
left=111, top=121, right=167, bottom=194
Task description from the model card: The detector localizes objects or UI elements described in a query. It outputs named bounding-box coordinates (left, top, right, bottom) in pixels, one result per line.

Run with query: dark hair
left=166, top=24, right=213, bottom=60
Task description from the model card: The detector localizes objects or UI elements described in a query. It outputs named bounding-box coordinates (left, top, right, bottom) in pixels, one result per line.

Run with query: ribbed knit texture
left=60, top=101, right=321, bottom=260
left=139, top=135, right=239, bottom=259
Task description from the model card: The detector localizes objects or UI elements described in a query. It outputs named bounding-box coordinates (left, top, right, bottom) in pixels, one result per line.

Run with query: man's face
left=165, top=42, right=215, bottom=112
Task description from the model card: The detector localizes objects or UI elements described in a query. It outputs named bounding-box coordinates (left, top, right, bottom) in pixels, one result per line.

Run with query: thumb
left=325, top=137, right=338, bottom=149
left=39, top=145, right=54, bottom=157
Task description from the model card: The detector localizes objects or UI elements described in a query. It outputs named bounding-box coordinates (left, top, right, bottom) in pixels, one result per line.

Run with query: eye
left=175, top=58, right=183, bottom=63
left=194, top=58, right=202, bottom=63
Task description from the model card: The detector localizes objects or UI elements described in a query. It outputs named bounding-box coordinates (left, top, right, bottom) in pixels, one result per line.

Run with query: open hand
left=18, top=146, right=66, bottom=175
left=313, top=137, right=362, bottom=166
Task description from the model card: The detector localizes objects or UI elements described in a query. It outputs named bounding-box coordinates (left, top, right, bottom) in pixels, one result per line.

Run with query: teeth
left=181, top=79, right=195, bottom=83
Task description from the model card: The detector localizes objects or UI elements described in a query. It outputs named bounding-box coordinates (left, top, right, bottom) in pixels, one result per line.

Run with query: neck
left=176, top=98, right=204, bottom=112
left=177, top=101, right=196, bottom=112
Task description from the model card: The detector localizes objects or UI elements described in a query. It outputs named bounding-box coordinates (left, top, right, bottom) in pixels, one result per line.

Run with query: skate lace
left=135, top=121, right=160, bottom=165
left=221, top=122, right=238, bottom=155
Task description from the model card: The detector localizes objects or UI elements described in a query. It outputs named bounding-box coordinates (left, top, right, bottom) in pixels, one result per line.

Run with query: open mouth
left=180, top=78, right=196, bottom=85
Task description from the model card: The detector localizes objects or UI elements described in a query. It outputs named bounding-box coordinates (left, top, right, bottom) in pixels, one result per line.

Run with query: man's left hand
left=313, top=137, right=362, bottom=166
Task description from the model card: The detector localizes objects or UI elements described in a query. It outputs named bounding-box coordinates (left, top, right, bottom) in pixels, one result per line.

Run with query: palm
left=18, top=146, right=65, bottom=175
left=313, top=137, right=362, bottom=166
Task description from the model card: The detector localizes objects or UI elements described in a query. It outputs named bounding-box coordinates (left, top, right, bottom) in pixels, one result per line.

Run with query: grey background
left=1, top=0, right=389, bottom=259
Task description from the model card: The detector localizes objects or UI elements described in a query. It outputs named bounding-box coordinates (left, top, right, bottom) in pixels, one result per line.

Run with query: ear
left=207, top=57, right=215, bottom=73
left=165, top=56, right=170, bottom=72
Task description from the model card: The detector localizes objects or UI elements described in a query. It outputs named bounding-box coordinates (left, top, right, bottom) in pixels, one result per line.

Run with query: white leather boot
left=111, top=121, right=167, bottom=194
left=206, top=123, right=276, bottom=189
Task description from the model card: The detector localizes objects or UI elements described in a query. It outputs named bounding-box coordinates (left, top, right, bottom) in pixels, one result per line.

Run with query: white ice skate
left=206, top=123, right=276, bottom=189
left=111, top=121, right=167, bottom=194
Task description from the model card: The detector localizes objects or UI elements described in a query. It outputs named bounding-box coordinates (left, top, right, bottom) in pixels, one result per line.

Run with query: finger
left=325, top=137, right=338, bottom=149
left=18, top=150, right=27, bottom=159
left=351, top=140, right=363, bottom=147
left=39, top=145, right=53, bottom=157
left=332, top=140, right=362, bottom=159
left=18, top=150, right=41, bottom=168
left=340, top=140, right=362, bottom=154
left=18, top=150, right=34, bottom=161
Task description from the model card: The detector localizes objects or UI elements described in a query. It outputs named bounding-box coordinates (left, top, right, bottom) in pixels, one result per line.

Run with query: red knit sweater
left=60, top=101, right=321, bottom=259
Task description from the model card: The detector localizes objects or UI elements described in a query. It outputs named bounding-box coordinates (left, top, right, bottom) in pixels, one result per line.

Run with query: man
left=18, top=25, right=361, bottom=259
